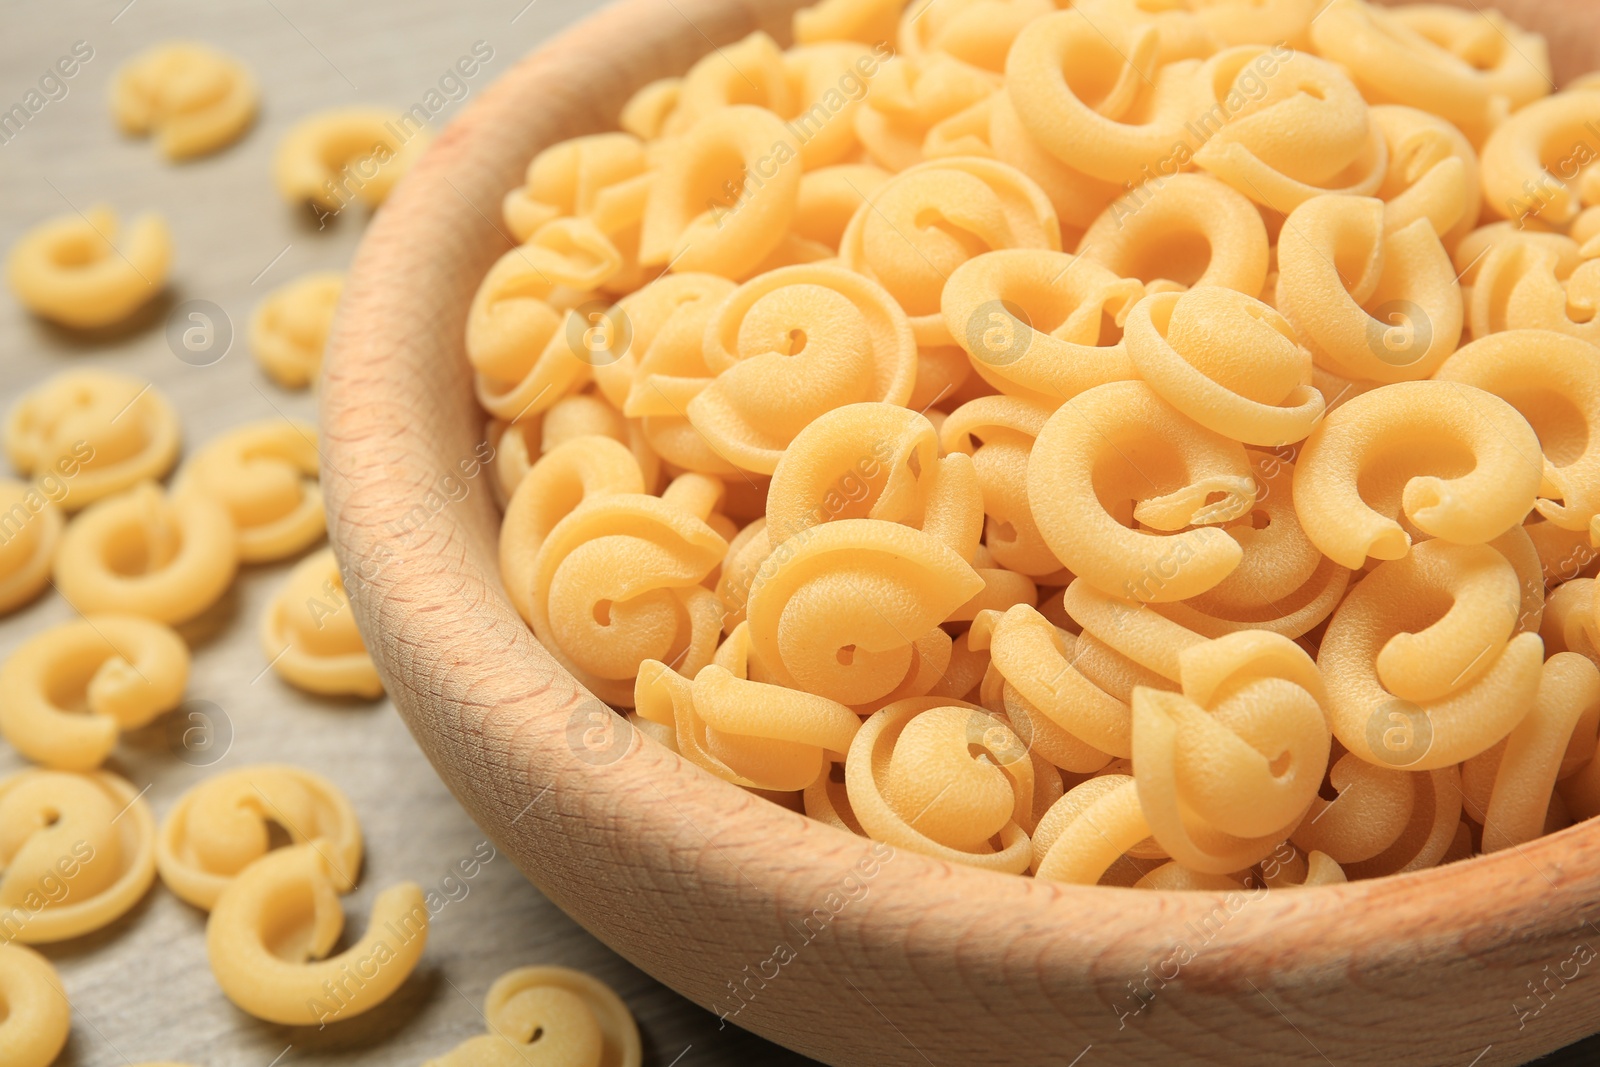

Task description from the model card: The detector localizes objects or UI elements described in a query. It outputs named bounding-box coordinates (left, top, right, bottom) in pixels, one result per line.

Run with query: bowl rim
left=321, top=1, right=1600, bottom=1062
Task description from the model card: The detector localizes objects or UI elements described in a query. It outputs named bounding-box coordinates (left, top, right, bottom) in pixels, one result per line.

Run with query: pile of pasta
left=0, top=32, right=650, bottom=1067
left=483, top=0, right=1600, bottom=889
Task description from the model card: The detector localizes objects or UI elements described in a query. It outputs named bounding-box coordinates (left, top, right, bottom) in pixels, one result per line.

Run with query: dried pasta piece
left=249, top=271, right=344, bottom=389
left=1293, top=381, right=1542, bottom=569
left=746, top=519, right=981, bottom=706
left=55, top=483, right=237, bottom=624
left=423, top=965, right=642, bottom=1067
left=1190, top=0, right=1320, bottom=49
left=111, top=42, right=258, bottom=159
left=1275, top=195, right=1462, bottom=383
left=1467, top=233, right=1600, bottom=346
left=464, top=249, right=605, bottom=422
left=970, top=603, right=1128, bottom=770
left=846, top=697, right=1033, bottom=872
left=1468, top=652, right=1600, bottom=853
left=1153, top=450, right=1350, bottom=639
left=1027, top=380, right=1255, bottom=602
left=1528, top=518, right=1600, bottom=589
left=0, top=944, right=70, bottom=1067
left=6, top=206, right=171, bottom=329
left=1482, top=90, right=1600, bottom=228
left=940, top=395, right=1059, bottom=576
left=528, top=474, right=727, bottom=706
left=785, top=43, right=879, bottom=169
left=157, top=764, right=362, bottom=910
left=1319, top=539, right=1544, bottom=770
left=0, top=616, right=188, bottom=771
left=985, top=87, right=1122, bottom=231
left=0, top=480, right=61, bottom=615
left=1131, top=630, right=1329, bottom=873
left=941, top=249, right=1142, bottom=406
left=174, top=419, right=323, bottom=561
left=1078, top=173, right=1270, bottom=296
left=1311, top=0, right=1548, bottom=146
left=689, top=265, right=917, bottom=473
left=797, top=0, right=903, bottom=46
left=855, top=54, right=998, bottom=173
left=900, top=0, right=1051, bottom=74
left=1031, top=774, right=1151, bottom=884
left=635, top=625, right=859, bottom=792
left=1541, top=578, right=1599, bottom=669
left=260, top=546, right=382, bottom=698
left=620, top=77, right=680, bottom=141
left=206, top=843, right=426, bottom=1025
left=640, top=105, right=801, bottom=280
left=665, top=32, right=792, bottom=135
left=1133, top=863, right=1242, bottom=892
left=501, top=436, right=646, bottom=626
left=795, top=165, right=895, bottom=252
left=1435, top=330, right=1600, bottom=539
left=273, top=107, right=429, bottom=210
left=1193, top=46, right=1386, bottom=212
left=1124, top=287, right=1324, bottom=446
left=1259, top=844, right=1347, bottom=888
left=0, top=768, right=156, bottom=942
left=1004, top=10, right=1202, bottom=186
left=766, top=402, right=981, bottom=561
left=838, top=157, right=1060, bottom=344
left=1293, top=754, right=1462, bottom=879
left=5, top=370, right=180, bottom=510
left=501, top=133, right=648, bottom=242
left=1370, top=105, right=1481, bottom=249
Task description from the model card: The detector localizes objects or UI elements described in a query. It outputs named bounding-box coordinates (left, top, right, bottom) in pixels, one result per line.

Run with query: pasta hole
left=1268, top=751, right=1292, bottom=777
left=993, top=520, right=1017, bottom=543
left=913, top=208, right=991, bottom=259
left=1567, top=297, right=1596, bottom=325
left=1298, top=83, right=1326, bottom=101
left=784, top=328, right=807, bottom=355
left=837, top=644, right=856, bottom=666
left=907, top=450, right=922, bottom=478
left=266, top=821, right=294, bottom=852
left=41, top=809, right=60, bottom=828
left=1248, top=510, right=1271, bottom=530
left=1204, top=491, right=1229, bottom=507
left=593, top=600, right=613, bottom=626
left=529, top=1027, right=545, bottom=1043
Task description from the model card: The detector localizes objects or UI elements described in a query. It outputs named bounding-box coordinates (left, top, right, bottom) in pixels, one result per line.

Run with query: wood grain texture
left=318, top=2, right=1600, bottom=1066
left=0, top=1, right=811, bottom=1063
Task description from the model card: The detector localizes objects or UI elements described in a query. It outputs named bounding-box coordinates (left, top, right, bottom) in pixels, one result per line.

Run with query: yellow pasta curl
left=846, top=697, right=1034, bottom=872
left=1275, top=195, right=1463, bottom=383
left=1027, top=380, right=1255, bottom=602
left=1131, top=629, right=1330, bottom=873
left=5, top=370, right=180, bottom=511
left=839, top=157, right=1060, bottom=344
left=1319, top=539, right=1544, bottom=770
left=528, top=474, right=728, bottom=707
left=688, top=265, right=918, bottom=474
left=1293, top=381, right=1543, bottom=568
left=1124, top=287, right=1324, bottom=446
left=0, top=616, right=188, bottom=771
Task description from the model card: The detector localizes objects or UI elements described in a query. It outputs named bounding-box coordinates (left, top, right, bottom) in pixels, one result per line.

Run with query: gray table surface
left=3, top=2, right=1599, bottom=1065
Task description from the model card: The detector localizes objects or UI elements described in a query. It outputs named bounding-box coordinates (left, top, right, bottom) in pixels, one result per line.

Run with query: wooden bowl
left=322, top=3, right=1600, bottom=1064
